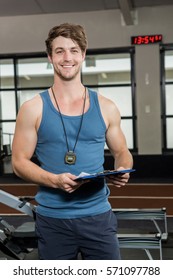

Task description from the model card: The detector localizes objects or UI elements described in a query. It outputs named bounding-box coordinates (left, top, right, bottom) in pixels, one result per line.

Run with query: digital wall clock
left=131, top=34, right=162, bottom=45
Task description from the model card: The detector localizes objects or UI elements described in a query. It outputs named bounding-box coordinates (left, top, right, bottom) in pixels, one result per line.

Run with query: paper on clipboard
left=75, top=168, right=135, bottom=181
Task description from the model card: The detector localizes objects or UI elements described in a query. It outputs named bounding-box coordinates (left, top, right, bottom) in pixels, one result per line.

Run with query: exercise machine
left=113, top=208, right=168, bottom=260
left=0, top=190, right=168, bottom=260
left=0, top=190, right=37, bottom=259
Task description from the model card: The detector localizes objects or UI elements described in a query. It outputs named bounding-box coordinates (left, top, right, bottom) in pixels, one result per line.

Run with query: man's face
left=49, top=36, right=85, bottom=81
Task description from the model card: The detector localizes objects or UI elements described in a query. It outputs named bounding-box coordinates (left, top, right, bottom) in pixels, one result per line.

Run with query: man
left=12, top=23, right=133, bottom=260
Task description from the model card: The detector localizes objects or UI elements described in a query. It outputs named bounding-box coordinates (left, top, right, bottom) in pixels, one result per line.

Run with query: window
left=17, top=57, right=53, bottom=88
left=160, top=46, right=173, bottom=151
left=0, top=58, right=16, bottom=151
left=0, top=54, right=51, bottom=152
left=0, top=59, right=15, bottom=88
left=83, top=49, right=136, bottom=150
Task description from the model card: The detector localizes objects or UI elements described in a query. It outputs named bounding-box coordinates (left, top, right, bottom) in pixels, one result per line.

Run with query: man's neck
left=53, top=77, right=85, bottom=101
left=50, top=85, right=88, bottom=116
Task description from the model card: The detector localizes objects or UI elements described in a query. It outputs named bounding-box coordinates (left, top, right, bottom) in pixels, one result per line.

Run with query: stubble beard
left=54, top=66, right=81, bottom=82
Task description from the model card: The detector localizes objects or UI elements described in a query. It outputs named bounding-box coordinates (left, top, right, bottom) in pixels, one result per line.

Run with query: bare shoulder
left=16, top=94, right=43, bottom=130
left=17, top=94, right=42, bottom=118
left=97, top=92, right=121, bottom=126
left=19, top=94, right=42, bottom=113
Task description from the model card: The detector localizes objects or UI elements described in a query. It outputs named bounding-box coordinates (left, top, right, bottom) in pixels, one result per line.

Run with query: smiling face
left=48, top=36, right=86, bottom=81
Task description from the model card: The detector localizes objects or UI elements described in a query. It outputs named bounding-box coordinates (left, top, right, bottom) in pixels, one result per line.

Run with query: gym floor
left=0, top=215, right=173, bottom=260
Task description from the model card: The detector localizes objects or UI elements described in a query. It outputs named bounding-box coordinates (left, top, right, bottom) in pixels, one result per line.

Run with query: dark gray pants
left=35, top=210, right=121, bottom=260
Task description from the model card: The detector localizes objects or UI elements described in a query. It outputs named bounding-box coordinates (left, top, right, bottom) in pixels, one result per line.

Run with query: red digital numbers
left=131, top=35, right=162, bottom=45
left=149, top=36, right=155, bottom=43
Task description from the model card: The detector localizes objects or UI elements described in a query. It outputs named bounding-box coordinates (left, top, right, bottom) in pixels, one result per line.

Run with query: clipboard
left=75, top=168, right=135, bottom=182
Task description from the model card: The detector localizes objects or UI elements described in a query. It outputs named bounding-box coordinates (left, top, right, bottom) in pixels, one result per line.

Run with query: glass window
left=0, top=91, right=16, bottom=120
left=161, top=47, right=173, bottom=151
left=0, top=59, right=14, bottom=88
left=166, top=118, right=173, bottom=148
left=165, top=85, right=173, bottom=115
left=82, top=53, right=131, bottom=85
left=1, top=122, right=15, bottom=146
left=17, top=57, right=54, bottom=88
left=165, top=51, right=173, bottom=82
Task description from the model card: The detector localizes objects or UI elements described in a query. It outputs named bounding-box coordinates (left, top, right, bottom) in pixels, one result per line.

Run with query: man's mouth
left=62, top=65, right=74, bottom=68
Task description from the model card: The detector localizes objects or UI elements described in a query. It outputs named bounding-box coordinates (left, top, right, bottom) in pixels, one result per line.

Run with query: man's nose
left=63, top=50, right=72, bottom=61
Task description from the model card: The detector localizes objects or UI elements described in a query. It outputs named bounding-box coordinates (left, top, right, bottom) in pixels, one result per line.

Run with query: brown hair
left=45, top=23, right=88, bottom=56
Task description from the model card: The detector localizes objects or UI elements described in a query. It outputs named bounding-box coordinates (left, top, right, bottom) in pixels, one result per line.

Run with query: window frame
left=160, top=44, right=173, bottom=153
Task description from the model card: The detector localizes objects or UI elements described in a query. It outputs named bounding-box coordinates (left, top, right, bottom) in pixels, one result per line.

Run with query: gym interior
left=0, top=0, right=173, bottom=260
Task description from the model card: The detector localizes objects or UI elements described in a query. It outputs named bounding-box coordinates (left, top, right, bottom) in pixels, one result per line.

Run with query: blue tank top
left=35, top=88, right=111, bottom=218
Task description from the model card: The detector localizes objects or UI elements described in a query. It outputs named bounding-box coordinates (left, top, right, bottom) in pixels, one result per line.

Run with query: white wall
left=0, top=6, right=173, bottom=154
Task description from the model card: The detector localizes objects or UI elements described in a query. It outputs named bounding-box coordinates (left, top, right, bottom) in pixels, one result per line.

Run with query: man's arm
left=12, top=96, right=79, bottom=193
left=99, top=95, right=133, bottom=187
left=106, top=106, right=133, bottom=170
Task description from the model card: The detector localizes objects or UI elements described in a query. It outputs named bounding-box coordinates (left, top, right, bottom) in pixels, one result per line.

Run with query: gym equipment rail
left=113, top=208, right=168, bottom=259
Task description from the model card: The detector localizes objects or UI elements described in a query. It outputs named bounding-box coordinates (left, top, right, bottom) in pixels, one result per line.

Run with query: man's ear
left=48, top=54, right=52, bottom=64
left=82, top=50, right=86, bottom=62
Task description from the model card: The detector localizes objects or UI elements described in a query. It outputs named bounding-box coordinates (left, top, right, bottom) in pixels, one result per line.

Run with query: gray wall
left=0, top=5, right=173, bottom=154
left=135, top=45, right=161, bottom=154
